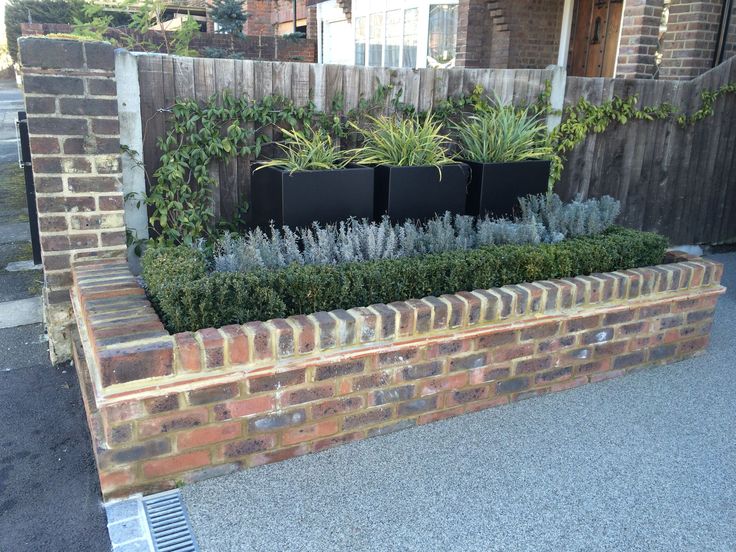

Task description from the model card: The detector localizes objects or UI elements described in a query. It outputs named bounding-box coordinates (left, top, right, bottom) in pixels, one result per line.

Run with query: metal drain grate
left=143, top=490, right=200, bottom=552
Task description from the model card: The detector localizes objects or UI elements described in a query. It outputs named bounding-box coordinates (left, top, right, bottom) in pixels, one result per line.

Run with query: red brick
left=197, top=328, right=224, bottom=369
left=565, top=314, right=602, bottom=332
left=282, top=420, right=339, bottom=445
left=216, top=395, right=275, bottom=420
left=143, top=450, right=210, bottom=479
left=419, top=372, right=468, bottom=396
left=312, top=397, right=364, bottom=419
left=177, top=422, right=242, bottom=450
left=476, top=330, right=518, bottom=349
left=492, top=343, right=535, bottom=362
left=99, top=469, right=134, bottom=491
left=243, top=321, right=273, bottom=360
left=520, top=321, right=560, bottom=341
left=137, top=408, right=208, bottom=438
left=98, top=339, right=173, bottom=386
left=175, top=332, right=202, bottom=372
left=313, top=431, right=364, bottom=452
left=281, top=384, right=334, bottom=406
left=248, top=369, right=305, bottom=393
left=221, top=325, right=249, bottom=365
left=417, top=406, right=465, bottom=425
left=249, top=444, right=310, bottom=467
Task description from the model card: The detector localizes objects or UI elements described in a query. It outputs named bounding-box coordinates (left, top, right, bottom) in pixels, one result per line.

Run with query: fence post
left=546, top=65, right=567, bottom=132
left=115, top=49, right=149, bottom=273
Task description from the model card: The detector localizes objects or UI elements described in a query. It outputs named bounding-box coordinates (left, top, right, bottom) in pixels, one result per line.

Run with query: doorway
left=568, top=0, right=624, bottom=77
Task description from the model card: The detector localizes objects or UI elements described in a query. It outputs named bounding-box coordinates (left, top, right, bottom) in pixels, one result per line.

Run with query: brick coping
left=72, top=251, right=725, bottom=403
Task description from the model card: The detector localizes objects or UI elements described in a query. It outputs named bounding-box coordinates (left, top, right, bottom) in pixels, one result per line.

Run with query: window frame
left=350, top=0, right=459, bottom=68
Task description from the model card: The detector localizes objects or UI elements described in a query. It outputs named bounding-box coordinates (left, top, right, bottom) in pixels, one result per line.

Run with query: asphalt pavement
left=182, top=252, right=736, bottom=552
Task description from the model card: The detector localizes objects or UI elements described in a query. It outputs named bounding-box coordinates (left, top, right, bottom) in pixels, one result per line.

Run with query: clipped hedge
left=142, top=227, right=668, bottom=333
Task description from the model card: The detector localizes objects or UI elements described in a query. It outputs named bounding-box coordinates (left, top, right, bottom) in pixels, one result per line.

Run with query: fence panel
left=137, top=54, right=735, bottom=243
left=137, top=56, right=552, bottom=227
left=557, top=57, right=736, bottom=244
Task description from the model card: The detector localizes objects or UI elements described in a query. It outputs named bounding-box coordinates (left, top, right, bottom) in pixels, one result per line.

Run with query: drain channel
left=143, top=490, right=200, bottom=552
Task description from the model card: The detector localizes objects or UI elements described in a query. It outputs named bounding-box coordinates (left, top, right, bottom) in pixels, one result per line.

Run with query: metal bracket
left=14, top=118, right=30, bottom=169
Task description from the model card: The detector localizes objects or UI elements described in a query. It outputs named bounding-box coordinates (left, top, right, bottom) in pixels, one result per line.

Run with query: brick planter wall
left=70, top=253, right=725, bottom=499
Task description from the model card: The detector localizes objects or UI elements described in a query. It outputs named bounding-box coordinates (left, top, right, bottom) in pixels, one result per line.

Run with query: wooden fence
left=136, top=55, right=736, bottom=244
left=558, top=56, right=736, bottom=245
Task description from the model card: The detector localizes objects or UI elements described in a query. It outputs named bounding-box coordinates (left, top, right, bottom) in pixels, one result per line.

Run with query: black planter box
left=251, top=165, right=374, bottom=229
left=464, top=159, right=551, bottom=219
left=373, top=163, right=469, bottom=223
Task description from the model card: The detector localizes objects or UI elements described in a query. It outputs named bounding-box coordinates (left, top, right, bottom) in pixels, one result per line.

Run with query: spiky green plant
left=348, top=115, right=455, bottom=170
left=453, top=105, right=552, bottom=163
left=256, top=126, right=348, bottom=173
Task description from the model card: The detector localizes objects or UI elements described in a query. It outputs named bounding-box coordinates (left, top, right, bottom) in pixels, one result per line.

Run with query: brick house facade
left=315, top=0, right=736, bottom=79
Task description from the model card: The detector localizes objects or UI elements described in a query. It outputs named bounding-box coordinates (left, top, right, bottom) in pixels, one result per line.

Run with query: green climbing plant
left=146, top=76, right=736, bottom=247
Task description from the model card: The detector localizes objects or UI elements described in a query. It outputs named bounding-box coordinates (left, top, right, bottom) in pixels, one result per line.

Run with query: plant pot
left=373, top=163, right=469, bottom=223
left=464, top=159, right=551, bottom=219
left=251, top=165, right=374, bottom=229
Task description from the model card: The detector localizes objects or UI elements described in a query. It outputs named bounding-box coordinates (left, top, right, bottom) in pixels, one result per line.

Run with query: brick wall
left=70, top=253, right=724, bottom=498
left=504, top=0, right=565, bottom=68
left=616, top=0, right=665, bottom=79
left=20, top=23, right=317, bottom=63
left=456, top=0, right=564, bottom=69
left=19, top=38, right=127, bottom=362
left=456, top=0, right=493, bottom=68
left=659, top=0, right=725, bottom=79
left=244, top=0, right=275, bottom=36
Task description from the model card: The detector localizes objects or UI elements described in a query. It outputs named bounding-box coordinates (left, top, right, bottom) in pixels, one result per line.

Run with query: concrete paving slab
left=4, top=259, right=41, bottom=272
left=182, top=252, right=736, bottom=552
left=0, top=221, right=31, bottom=244
left=0, top=296, right=42, bottom=329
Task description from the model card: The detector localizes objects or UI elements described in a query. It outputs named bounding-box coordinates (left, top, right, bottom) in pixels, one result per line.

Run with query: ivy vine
left=146, top=78, right=736, bottom=246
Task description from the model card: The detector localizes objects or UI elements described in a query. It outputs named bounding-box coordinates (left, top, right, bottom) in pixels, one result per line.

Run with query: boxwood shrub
left=142, top=227, right=668, bottom=333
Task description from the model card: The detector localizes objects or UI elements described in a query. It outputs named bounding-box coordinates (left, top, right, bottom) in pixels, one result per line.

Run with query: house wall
left=615, top=0, right=665, bottom=79
left=658, top=0, right=734, bottom=79
left=456, top=0, right=565, bottom=69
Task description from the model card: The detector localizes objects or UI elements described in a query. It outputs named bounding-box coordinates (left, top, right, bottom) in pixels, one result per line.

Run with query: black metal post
left=16, top=111, right=43, bottom=266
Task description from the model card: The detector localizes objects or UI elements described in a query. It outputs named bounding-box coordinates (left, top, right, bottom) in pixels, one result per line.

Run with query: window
left=427, top=4, right=457, bottom=67
left=338, top=0, right=458, bottom=69
left=403, top=8, right=418, bottom=68
left=385, top=10, right=402, bottom=67
left=368, top=13, right=384, bottom=66
left=355, top=16, right=367, bottom=65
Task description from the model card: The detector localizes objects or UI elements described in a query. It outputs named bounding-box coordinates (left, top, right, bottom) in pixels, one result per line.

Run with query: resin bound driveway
left=182, top=252, right=736, bottom=552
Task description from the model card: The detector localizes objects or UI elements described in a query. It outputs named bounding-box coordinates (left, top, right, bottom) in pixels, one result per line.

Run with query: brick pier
left=18, top=37, right=127, bottom=361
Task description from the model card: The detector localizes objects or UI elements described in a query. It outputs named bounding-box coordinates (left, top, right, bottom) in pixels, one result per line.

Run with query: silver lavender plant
left=213, top=193, right=621, bottom=273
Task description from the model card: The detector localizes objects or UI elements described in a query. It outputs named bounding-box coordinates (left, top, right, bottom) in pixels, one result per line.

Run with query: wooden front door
left=569, top=0, right=624, bottom=77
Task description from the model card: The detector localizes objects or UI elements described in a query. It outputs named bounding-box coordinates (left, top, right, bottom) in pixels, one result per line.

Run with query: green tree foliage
left=210, top=0, right=248, bottom=36
left=5, top=0, right=87, bottom=61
